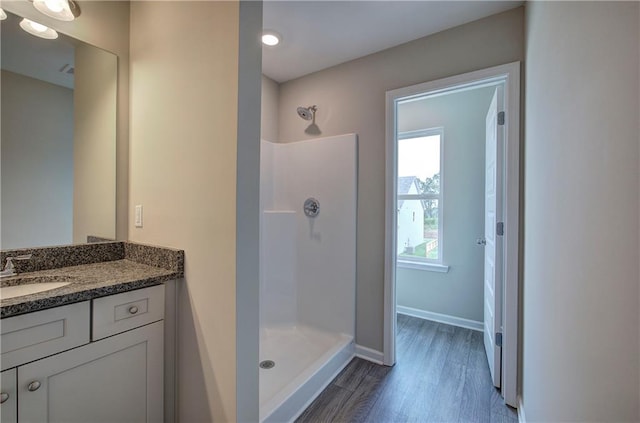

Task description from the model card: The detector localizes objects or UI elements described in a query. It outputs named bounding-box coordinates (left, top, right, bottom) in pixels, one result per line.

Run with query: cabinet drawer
left=92, top=285, right=164, bottom=340
left=1, top=302, right=90, bottom=371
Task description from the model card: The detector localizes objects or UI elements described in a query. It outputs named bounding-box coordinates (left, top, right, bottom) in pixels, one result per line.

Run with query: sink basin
left=1, top=276, right=75, bottom=300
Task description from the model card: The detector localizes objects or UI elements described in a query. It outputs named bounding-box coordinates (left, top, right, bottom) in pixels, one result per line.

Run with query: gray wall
left=523, top=2, right=639, bottom=421
left=278, top=7, right=524, bottom=351
left=396, top=87, right=494, bottom=323
left=1, top=70, right=74, bottom=248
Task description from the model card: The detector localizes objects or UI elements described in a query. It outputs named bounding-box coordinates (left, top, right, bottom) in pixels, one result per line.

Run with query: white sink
left=1, top=280, right=72, bottom=300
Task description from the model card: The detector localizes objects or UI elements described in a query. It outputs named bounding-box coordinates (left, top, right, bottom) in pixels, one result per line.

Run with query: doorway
left=383, top=62, right=520, bottom=407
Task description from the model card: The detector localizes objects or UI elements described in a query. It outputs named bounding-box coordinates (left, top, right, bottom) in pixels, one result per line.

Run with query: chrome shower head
left=297, top=105, right=317, bottom=121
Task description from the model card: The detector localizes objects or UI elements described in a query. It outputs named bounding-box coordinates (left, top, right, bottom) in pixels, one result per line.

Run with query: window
left=396, top=128, right=444, bottom=269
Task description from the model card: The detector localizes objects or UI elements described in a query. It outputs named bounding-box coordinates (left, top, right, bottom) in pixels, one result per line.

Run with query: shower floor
left=259, top=324, right=353, bottom=422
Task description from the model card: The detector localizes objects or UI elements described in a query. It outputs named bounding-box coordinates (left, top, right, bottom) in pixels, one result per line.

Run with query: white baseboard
left=355, top=344, right=384, bottom=365
left=397, top=305, right=483, bottom=332
left=517, top=396, right=526, bottom=423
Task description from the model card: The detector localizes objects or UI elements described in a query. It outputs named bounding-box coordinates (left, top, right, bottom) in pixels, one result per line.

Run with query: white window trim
left=396, top=128, right=444, bottom=268
left=397, top=260, right=449, bottom=273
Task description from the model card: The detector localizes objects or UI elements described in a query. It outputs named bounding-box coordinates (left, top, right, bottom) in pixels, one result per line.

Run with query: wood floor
left=295, top=314, right=518, bottom=423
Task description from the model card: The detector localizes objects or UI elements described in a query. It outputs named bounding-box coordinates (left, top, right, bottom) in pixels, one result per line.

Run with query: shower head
left=297, top=105, right=317, bottom=121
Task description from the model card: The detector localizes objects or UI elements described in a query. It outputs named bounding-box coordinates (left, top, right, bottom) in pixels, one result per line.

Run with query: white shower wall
left=260, top=134, right=357, bottom=337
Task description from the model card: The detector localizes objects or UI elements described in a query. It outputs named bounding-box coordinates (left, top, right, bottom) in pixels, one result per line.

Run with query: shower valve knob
left=304, top=198, right=320, bottom=218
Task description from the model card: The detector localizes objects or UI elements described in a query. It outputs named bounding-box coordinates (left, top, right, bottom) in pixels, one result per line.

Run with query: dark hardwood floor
left=295, top=314, right=518, bottom=423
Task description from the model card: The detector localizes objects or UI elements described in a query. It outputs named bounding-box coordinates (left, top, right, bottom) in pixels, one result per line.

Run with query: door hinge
left=498, top=111, right=505, bottom=125
left=496, top=332, right=503, bottom=347
left=497, top=222, right=504, bottom=236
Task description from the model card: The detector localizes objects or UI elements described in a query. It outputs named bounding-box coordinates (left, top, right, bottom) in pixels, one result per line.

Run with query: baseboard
left=397, top=305, right=483, bottom=332
left=355, top=344, right=384, bottom=365
left=517, top=396, right=526, bottom=423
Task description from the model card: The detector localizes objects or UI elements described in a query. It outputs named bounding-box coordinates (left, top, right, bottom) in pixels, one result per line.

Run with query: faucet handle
left=9, top=254, right=32, bottom=261
left=3, top=254, right=32, bottom=271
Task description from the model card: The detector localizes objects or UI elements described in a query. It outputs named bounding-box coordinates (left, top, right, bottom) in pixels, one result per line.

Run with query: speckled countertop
left=0, top=242, right=184, bottom=319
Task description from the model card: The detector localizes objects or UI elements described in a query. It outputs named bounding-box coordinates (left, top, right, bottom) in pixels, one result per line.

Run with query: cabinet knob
left=27, top=381, right=41, bottom=392
left=0, top=392, right=9, bottom=404
left=128, top=305, right=139, bottom=314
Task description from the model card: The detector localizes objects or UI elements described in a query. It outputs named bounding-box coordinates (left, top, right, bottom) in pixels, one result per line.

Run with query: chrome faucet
left=0, top=254, right=32, bottom=278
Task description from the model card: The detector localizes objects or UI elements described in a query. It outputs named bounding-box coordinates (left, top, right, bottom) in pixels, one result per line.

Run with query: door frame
left=383, top=62, right=520, bottom=407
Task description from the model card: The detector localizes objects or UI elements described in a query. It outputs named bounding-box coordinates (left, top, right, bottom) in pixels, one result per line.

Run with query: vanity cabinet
left=0, top=369, right=17, bottom=423
left=18, top=322, right=163, bottom=423
left=0, top=285, right=165, bottom=423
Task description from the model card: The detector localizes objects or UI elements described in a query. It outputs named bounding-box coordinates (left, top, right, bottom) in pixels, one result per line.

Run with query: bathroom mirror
left=1, top=10, right=117, bottom=250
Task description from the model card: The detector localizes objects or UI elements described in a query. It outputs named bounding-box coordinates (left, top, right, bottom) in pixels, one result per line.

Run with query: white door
left=484, top=86, right=504, bottom=388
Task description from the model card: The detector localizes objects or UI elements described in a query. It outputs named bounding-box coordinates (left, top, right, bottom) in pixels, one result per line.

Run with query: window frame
left=395, top=127, right=447, bottom=271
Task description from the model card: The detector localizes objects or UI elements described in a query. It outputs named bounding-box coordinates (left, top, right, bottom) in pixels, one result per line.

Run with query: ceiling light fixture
left=33, top=0, right=81, bottom=21
left=0, top=8, right=7, bottom=20
left=262, top=31, right=281, bottom=47
left=19, top=18, right=59, bottom=39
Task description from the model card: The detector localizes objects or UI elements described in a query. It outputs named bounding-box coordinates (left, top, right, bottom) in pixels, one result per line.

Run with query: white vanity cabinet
left=0, top=285, right=166, bottom=423
left=0, top=369, right=17, bottom=423
left=18, top=321, right=163, bottom=423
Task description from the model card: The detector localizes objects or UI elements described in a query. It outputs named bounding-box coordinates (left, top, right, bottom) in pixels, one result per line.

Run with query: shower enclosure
left=259, top=134, right=357, bottom=422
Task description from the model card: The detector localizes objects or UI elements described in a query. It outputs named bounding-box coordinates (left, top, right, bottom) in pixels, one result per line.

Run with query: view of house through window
left=397, top=130, right=442, bottom=264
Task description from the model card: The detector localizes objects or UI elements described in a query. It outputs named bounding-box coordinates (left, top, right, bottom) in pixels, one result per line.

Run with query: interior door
left=483, top=86, right=504, bottom=388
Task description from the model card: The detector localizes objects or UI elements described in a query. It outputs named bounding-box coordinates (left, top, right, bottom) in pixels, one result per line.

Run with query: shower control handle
left=304, top=198, right=320, bottom=218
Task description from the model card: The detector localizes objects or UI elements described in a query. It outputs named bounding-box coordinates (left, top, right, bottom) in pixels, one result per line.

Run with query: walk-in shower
left=259, top=134, right=357, bottom=422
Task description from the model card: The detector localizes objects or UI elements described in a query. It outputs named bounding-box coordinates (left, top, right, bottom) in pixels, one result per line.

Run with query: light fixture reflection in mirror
left=19, top=18, right=59, bottom=39
left=33, top=0, right=81, bottom=21
left=2, top=9, right=117, bottom=249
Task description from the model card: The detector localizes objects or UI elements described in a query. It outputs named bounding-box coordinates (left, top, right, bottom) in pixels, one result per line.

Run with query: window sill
left=397, top=260, right=450, bottom=273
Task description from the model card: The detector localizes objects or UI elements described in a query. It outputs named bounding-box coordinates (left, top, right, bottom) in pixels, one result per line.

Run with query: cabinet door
left=0, top=369, right=16, bottom=423
left=18, top=321, right=163, bottom=423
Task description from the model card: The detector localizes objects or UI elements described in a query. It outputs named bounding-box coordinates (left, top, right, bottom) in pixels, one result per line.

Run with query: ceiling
left=263, top=1, right=523, bottom=83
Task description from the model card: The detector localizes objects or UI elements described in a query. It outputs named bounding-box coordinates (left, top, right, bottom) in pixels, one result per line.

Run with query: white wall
left=277, top=8, right=524, bottom=350
left=523, top=2, right=639, bottom=421
left=73, top=43, right=117, bottom=243
left=129, top=2, right=248, bottom=421
left=260, top=136, right=357, bottom=337
left=1, top=70, right=73, bottom=248
left=396, top=87, right=494, bottom=322
left=260, top=210, right=297, bottom=330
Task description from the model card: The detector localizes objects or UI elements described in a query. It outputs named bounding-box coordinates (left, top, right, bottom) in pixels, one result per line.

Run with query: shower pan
left=259, top=134, right=358, bottom=422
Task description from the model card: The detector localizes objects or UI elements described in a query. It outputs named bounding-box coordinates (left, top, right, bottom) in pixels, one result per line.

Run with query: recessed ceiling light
left=33, top=0, right=81, bottom=21
left=262, top=31, right=281, bottom=47
left=0, top=8, right=7, bottom=20
left=19, top=18, right=59, bottom=39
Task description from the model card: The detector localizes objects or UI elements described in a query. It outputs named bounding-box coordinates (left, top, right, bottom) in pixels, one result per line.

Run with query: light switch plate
left=135, top=205, right=143, bottom=228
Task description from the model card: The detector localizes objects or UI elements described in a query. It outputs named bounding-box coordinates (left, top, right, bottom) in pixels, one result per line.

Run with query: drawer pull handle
left=27, top=381, right=41, bottom=392
left=0, top=392, right=9, bottom=404
left=128, top=306, right=139, bottom=314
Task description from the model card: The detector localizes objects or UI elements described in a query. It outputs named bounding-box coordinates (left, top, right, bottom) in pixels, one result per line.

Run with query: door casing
left=383, top=61, right=521, bottom=407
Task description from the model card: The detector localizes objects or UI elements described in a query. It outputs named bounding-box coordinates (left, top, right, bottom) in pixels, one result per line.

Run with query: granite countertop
left=0, top=242, right=184, bottom=319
